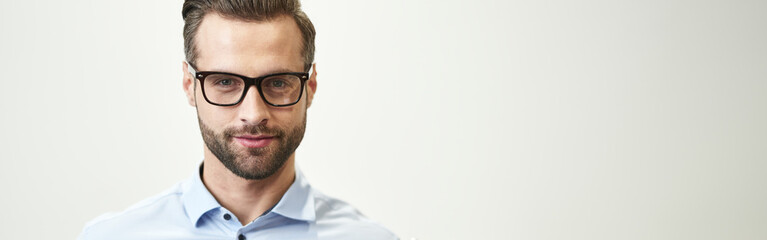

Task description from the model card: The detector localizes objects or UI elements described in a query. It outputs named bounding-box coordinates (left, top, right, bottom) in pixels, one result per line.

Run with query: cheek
left=270, top=107, right=301, bottom=124
left=269, top=104, right=306, bottom=127
left=196, top=97, right=234, bottom=128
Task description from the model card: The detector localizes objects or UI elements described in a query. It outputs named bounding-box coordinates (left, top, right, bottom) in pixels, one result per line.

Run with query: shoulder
left=78, top=183, right=187, bottom=240
left=312, top=190, right=399, bottom=240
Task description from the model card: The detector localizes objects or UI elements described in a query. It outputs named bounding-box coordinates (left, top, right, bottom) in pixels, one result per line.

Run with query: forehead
left=194, top=13, right=304, bottom=75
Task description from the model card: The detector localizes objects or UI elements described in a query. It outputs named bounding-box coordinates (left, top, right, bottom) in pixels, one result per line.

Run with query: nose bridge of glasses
left=233, top=83, right=270, bottom=125
left=241, top=80, right=266, bottom=106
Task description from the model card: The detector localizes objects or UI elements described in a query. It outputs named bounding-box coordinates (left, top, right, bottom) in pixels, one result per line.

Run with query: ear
left=305, top=63, right=318, bottom=108
left=182, top=61, right=197, bottom=107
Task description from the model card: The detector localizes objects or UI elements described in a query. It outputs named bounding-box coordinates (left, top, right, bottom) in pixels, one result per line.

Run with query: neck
left=201, top=147, right=296, bottom=226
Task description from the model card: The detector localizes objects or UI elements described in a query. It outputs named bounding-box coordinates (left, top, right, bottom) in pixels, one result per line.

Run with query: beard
left=198, top=114, right=306, bottom=180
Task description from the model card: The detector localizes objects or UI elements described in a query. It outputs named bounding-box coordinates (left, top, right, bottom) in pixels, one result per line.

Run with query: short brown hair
left=182, top=0, right=316, bottom=71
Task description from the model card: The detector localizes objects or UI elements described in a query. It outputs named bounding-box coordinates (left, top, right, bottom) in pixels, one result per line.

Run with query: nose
left=237, top=85, right=270, bottom=126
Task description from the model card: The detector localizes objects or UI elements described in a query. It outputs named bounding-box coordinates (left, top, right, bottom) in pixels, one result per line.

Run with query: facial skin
left=182, top=13, right=317, bottom=181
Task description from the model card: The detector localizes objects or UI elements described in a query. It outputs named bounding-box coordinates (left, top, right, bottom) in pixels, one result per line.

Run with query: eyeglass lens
left=202, top=73, right=303, bottom=105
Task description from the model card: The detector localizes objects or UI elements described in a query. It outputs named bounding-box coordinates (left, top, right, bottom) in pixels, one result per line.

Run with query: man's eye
left=264, top=78, right=291, bottom=89
left=270, top=80, right=286, bottom=88
left=217, top=79, right=234, bottom=86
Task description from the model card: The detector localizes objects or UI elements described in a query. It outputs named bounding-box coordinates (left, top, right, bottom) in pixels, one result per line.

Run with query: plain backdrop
left=1, top=0, right=765, bottom=239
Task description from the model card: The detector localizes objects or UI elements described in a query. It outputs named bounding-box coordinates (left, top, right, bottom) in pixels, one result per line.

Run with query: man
left=78, top=0, right=397, bottom=239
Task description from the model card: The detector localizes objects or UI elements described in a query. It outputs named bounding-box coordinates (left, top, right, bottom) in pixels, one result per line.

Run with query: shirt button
left=238, top=234, right=246, bottom=240
left=223, top=213, right=231, bottom=220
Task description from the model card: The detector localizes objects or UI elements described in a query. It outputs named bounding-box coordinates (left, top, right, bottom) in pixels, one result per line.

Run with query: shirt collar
left=270, top=169, right=316, bottom=222
left=181, top=164, right=221, bottom=227
left=181, top=164, right=316, bottom=227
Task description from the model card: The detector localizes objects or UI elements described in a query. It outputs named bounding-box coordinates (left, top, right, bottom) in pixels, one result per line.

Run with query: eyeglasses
left=187, top=63, right=309, bottom=107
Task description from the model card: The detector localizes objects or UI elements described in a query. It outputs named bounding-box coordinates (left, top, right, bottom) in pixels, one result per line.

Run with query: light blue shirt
left=78, top=165, right=397, bottom=240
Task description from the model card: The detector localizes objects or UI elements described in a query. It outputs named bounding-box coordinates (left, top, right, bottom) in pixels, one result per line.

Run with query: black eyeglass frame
left=187, top=63, right=310, bottom=107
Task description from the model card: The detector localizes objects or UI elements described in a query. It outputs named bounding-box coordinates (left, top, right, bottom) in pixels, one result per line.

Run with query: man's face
left=182, top=14, right=316, bottom=180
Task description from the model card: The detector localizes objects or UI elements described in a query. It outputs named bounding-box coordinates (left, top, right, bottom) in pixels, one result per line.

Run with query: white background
left=1, top=0, right=766, bottom=239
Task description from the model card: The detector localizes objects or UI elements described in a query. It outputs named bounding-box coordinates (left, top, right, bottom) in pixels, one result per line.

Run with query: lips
left=233, top=135, right=275, bottom=148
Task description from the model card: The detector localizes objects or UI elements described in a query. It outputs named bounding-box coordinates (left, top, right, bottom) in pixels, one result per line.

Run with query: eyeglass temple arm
left=307, top=63, right=314, bottom=74
left=186, top=61, right=197, bottom=76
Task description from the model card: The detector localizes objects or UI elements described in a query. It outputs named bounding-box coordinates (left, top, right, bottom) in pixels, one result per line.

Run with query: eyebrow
left=205, top=67, right=304, bottom=77
left=263, top=68, right=301, bottom=74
